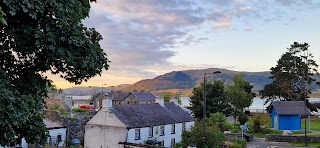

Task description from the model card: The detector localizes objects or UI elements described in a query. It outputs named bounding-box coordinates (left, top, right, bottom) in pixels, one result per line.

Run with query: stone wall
left=265, top=134, right=320, bottom=142
left=225, top=133, right=253, bottom=142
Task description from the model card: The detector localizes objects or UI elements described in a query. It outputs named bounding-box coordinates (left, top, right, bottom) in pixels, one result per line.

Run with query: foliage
left=0, top=68, right=48, bottom=145
left=0, top=0, right=108, bottom=145
left=260, top=42, right=319, bottom=108
left=207, top=112, right=239, bottom=133
left=73, top=108, right=90, bottom=113
left=250, top=113, right=271, bottom=133
left=0, top=6, right=6, bottom=25
left=208, top=112, right=227, bottom=130
left=181, top=121, right=225, bottom=148
left=238, top=113, right=248, bottom=125
left=231, top=137, right=247, bottom=148
left=190, top=80, right=232, bottom=120
left=226, top=74, right=255, bottom=124
left=163, top=93, right=172, bottom=102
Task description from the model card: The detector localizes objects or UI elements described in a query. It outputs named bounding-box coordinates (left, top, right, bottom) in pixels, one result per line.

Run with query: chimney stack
left=155, top=95, right=165, bottom=107
left=102, top=93, right=112, bottom=108
left=170, top=96, right=179, bottom=106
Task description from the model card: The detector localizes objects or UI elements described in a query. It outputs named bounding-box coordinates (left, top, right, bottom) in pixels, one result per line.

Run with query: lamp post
left=203, top=71, right=221, bottom=148
left=89, top=86, right=96, bottom=95
left=101, top=84, right=106, bottom=94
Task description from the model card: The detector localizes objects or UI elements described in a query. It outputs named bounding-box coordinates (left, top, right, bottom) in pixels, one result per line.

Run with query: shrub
left=251, top=113, right=270, bottom=132
left=72, top=108, right=90, bottom=113
left=181, top=121, right=225, bottom=148
left=224, top=122, right=239, bottom=133
left=232, top=137, right=246, bottom=148
left=238, top=113, right=248, bottom=125
left=208, top=112, right=227, bottom=130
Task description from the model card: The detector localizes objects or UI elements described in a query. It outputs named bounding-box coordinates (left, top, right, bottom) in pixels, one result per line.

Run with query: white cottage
left=1, top=119, right=66, bottom=148
left=85, top=96, right=194, bottom=148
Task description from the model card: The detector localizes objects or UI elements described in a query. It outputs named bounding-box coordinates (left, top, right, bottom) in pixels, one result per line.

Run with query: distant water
left=249, top=97, right=320, bottom=111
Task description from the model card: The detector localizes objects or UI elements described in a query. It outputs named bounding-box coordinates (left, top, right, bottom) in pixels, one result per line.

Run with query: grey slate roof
left=269, top=101, right=311, bottom=115
left=110, top=103, right=194, bottom=128
left=110, top=92, right=129, bottom=101
left=131, top=92, right=156, bottom=102
left=44, top=119, right=65, bottom=129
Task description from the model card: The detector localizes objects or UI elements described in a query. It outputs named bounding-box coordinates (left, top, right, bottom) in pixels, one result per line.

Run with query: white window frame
left=182, top=122, right=186, bottom=131
left=171, top=124, right=175, bottom=134
left=171, top=138, right=175, bottom=146
left=148, top=127, right=153, bottom=138
left=160, top=125, right=165, bottom=136
left=135, top=129, right=140, bottom=140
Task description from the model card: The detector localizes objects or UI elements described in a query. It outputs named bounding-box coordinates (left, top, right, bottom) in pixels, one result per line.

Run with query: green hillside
left=122, top=68, right=272, bottom=93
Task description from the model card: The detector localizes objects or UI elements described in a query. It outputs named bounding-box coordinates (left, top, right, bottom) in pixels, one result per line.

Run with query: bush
left=232, top=137, right=246, bottom=148
left=251, top=113, right=270, bottom=133
left=208, top=112, right=227, bottom=130
left=181, top=121, right=225, bottom=148
left=238, top=113, right=248, bottom=125
left=72, top=108, right=90, bottom=113
left=224, top=122, right=239, bottom=133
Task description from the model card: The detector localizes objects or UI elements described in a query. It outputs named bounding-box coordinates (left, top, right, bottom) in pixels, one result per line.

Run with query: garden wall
left=265, top=134, right=320, bottom=142
left=225, top=133, right=253, bottom=142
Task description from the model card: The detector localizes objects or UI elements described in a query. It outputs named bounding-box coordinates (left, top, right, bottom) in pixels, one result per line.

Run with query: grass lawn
left=248, top=129, right=282, bottom=138
left=302, top=116, right=320, bottom=131
left=290, top=142, right=320, bottom=147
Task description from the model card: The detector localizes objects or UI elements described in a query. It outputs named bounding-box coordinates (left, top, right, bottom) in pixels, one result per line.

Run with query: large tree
left=260, top=42, right=319, bottom=106
left=189, top=80, right=232, bottom=120
left=225, top=74, right=255, bottom=124
left=0, top=0, right=109, bottom=146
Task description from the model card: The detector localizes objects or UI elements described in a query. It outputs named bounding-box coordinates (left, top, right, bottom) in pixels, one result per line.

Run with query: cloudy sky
left=49, top=0, right=320, bottom=89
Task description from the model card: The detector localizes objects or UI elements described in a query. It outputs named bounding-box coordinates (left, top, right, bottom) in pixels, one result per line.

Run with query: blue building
left=267, top=101, right=311, bottom=131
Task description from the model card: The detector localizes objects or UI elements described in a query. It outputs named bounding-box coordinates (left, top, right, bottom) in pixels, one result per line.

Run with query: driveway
left=247, top=137, right=311, bottom=148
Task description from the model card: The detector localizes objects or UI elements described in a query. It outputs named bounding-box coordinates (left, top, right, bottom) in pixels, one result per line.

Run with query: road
left=247, top=137, right=311, bottom=148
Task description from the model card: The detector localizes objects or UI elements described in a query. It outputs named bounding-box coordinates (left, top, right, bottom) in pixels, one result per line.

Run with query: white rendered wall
left=127, top=121, right=194, bottom=148
left=47, top=128, right=67, bottom=147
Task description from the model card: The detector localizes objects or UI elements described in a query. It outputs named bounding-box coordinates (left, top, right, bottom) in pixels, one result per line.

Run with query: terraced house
left=84, top=96, right=194, bottom=148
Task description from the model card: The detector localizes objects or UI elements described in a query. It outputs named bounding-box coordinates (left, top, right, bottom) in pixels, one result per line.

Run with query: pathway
left=247, top=137, right=311, bottom=148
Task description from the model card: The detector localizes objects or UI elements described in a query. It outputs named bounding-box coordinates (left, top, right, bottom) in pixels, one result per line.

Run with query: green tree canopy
left=260, top=42, right=319, bottom=105
left=180, top=121, right=225, bottom=148
left=226, top=74, right=255, bottom=123
left=0, top=0, right=109, bottom=146
left=190, top=80, right=232, bottom=120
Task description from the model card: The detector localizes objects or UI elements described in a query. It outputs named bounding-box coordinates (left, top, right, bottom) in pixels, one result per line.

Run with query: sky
left=48, top=0, right=320, bottom=89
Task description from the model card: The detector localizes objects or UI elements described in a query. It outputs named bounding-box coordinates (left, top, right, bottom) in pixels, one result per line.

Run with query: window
left=148, top=127, right=153, bottom=138
left=182, top=122, right=186, bottom=131
left=161, top=140, right=164, bottom=147
left=57, top=134, right=62, bottom=143
left=171, top=138, right=175, bottom=146
left=171, top=124, right=175, bottom=134
left=160, top=125, right=165, bottom=136
left=135, top=129, right=140, bottom=140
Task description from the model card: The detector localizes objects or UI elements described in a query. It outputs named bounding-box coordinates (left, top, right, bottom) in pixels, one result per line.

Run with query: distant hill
left=122, top=68, right=273, bottom=93
left=62, top=84, right=130, bottom=95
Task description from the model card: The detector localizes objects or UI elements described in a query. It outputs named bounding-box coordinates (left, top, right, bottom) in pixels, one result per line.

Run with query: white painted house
left=1, top=119, right=66, bottom=148
left=85, top=96, right=194, bottom=148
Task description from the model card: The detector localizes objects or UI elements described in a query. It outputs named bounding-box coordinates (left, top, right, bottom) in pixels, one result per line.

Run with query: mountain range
left=122, top=68, right=273, bottom=93
left=63, top=68, right=320, bottom=96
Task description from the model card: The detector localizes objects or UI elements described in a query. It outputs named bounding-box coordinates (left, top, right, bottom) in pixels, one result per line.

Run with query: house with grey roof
left=91, top=91, right=156, bottom=110
left=84, top=95, right=194, bottom=148
left=267, top=101, right=311, bottom=131
left=2, top=119, right=67, bottom=148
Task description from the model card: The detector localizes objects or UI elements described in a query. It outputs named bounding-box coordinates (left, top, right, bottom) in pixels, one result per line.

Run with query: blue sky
left=49, top=0, right=320, bottom=88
